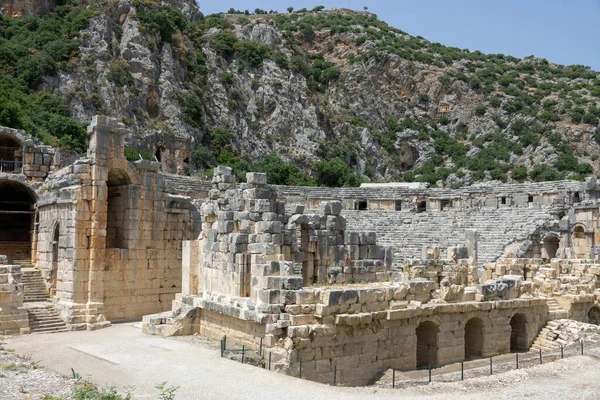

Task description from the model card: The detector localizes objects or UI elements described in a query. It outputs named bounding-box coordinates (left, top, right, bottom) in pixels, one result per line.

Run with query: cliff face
left=0, top=0, right=56, bottom=17
left=5, top=2, right=600, bottom=185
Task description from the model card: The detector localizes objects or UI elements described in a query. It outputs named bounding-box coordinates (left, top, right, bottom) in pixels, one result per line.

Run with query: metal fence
left=0, top=159, right=22, bottom=173
left=219, top=335, right=599, bottom=387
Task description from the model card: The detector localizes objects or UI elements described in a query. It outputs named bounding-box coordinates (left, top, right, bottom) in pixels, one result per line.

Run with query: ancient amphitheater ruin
left=1, top=116, right=600, bottom=385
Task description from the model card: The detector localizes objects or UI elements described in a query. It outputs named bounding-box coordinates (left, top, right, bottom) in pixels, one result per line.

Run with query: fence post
left=560, top=344, right=564, bottom=359
left=392, top=368, right=395, bottom=388
left=299, top=360, right=302, bottom=379
left=242, top=345, right=245, bottom=364
left=428, top=367, right=432, bottom=383
left=220, top=338, right=224, bottom=357
left=581, top=340, right=584, bottom=355
left=223, top=335, right=227, bottom=351
left=539, top=348, right=542, bottom=364
left=260, top=337, right=263, bottom=356
left=516, top=353, right=519, bottom=369
left=461, top=361, right=464, bottom=381
left=489, top=357, right=492, bottom=375
left=269, top=351, right=272, bottom=370
left=333, top=365, right=337, bottom=386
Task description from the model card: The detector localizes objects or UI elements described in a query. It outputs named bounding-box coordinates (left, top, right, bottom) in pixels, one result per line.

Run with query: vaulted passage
left=542, top=236, right=560, bottom=260
left=510, top=313, right=528, bottom=352
left=0, top=180, right=35, bottom=264
left=464, top=317, right=484, bottom=360
left=588, top=306, right=600, bottom=325
left=416, top=320, right=438, bottom=368
left=106, top=169, right=131, bottom=249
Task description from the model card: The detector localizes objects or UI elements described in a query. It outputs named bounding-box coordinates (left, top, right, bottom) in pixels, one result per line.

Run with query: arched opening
left=155, top=147, right=162, bottom=162
left=50, top=223, right=59, bottom=296
left=510, top=313, right=528, bottom=352
left=588, top=306, right=600, bottom=325
left=0, top=133, right=21, bottom=173
left=542, top=236, right=560, bottom=260
left=416, top=320, right=438, bottom=368
left=0, top=180, right=35, bottom=264
left=298, top=223, right=316, bottom=284
left=106, top=169, right=131, bottom=249
left=464, top=317, right=484, bottom=360
left=572, top=226, right=587, bottom=258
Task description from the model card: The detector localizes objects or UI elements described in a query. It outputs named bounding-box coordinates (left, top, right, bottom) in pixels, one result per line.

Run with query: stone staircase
left=21, top=267, right=50, bottom=302
left=546, top=297, right=569, bottom=320
left=26, top=304, right=69, bottom=333
left=21, top=268, right=69, bottom=333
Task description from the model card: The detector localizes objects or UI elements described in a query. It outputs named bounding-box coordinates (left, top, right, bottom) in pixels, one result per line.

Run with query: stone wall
left=33, top=116, right=197, bottom=328
left=0, top=255, right=29, bottom=334
left=0, top=126, right=54, bottom=181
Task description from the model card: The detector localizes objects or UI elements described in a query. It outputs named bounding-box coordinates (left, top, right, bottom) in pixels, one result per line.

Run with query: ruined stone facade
left=1, top=116, right=600, bottom=386
left=0, top=116, right=197, bottom=331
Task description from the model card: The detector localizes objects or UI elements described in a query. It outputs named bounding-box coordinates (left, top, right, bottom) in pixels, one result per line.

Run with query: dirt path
left=5, top=323, right=600, bottom=400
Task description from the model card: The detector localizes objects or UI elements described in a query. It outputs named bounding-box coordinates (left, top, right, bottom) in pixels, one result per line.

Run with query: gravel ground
left=0, top=340, right=75, bottom=400
left=4, top=324, right=600, bottom=400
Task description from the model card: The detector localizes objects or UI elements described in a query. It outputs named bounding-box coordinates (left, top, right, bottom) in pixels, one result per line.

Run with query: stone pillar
left=465, top=229, right=478, bottom=266
left=85, top=116, right=128, bottom=329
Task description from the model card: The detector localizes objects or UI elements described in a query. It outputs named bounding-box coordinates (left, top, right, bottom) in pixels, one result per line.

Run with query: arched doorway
left=510, top=313, right=528, bottom=352
left=106, top=169, right=131, bottom=249
left=542, top=236, right=560, bottom=260
left=588, top=306, right=600, bottom=325
left=50, top=223, right=59, bottom=296
left=416, top=320, right=438, bottom=368
left=0, top=180, right=35, bottom=264
left=0, top=133, right=21, bottom=172
left=464, top=317, right=484, bottom=360
left=572, top=226, right=587, bottom=258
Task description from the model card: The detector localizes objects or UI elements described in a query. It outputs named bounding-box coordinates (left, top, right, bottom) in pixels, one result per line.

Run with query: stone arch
left=588, top=306, right=600, bottom=325
left=287, top=215, right=319, bottom=284
left=572, top=224, right=588, bottom=258
left=464, top=317, right=484, bottom=360
left=510, top=313, right=528, bottom=352
left=416, top=320, right=438, bottom=368
left=106, top=168, right=131, bottom=249
left=0, top=131, right=22, bottom=172
left=0, top=179, right=36, bottom=264
left=541, top=233, right=560, bottom=260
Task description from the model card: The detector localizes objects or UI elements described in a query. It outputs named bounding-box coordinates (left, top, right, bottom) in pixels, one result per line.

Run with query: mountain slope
left=1, top=1, right=600, bottom=187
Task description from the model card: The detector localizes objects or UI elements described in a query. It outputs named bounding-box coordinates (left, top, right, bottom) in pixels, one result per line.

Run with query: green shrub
left=475, top=105, right=486, bottom=116
left=511, top=165, right=527, bottom=181
left=530, top=164, right=562, bottom=182
left=233, top=40, right=271, bottom=68
left=138, top=5, right=187, bottom=42
left=315, top=157, right=354, bottom=186
left=190, top=145, right=212, bottom=169
left=107, top=59, right=133, bottom=87
left=179, top=92, right=203, bottom=127
left=274, top=51, right=289, bottom=69
left=210, top=30, right=238, bottom=58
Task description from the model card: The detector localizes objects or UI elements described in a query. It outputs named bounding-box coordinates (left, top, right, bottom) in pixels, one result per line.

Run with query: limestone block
left=359, top=232, right=376, bottom=245
left=290, top=204, right=305, bottom=214
left=214, top=166, right=233, bottom=176
left=246, top=172, right=267, bottom=185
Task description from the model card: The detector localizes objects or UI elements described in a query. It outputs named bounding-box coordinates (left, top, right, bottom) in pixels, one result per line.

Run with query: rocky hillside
left=2, top=1, right=600, bottom=187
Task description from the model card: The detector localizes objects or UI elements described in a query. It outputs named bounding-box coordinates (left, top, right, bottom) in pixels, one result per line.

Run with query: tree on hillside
left=287, top=6, right=294, bottom=13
